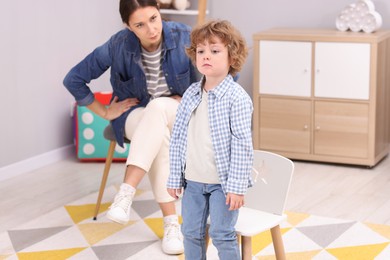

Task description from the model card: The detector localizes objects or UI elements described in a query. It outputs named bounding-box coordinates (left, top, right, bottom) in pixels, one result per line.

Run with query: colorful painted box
left=74, top=92, right=129, bottom=161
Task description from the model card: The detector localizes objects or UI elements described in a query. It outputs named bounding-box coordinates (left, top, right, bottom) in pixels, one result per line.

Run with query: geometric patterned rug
left=1, top=185, right=390, bottom=260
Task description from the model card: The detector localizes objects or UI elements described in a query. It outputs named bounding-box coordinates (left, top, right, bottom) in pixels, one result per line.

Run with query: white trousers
left=124, top=97, right=179, bottom=203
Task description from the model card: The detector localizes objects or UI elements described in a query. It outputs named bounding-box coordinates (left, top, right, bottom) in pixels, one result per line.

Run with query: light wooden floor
left=1, top=153, right=390, bottom=233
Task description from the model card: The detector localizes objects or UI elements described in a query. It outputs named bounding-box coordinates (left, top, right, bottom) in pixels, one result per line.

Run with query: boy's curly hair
left=186, top=19, right=248, bottom=76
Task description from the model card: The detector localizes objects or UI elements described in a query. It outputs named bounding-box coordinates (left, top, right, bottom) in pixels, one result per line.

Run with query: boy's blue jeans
left=181, top=180, right=240, bottom=260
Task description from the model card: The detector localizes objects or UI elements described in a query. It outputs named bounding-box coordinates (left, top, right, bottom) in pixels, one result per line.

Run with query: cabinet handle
left=303, top=68, right=309, bottom=73
left=315, top=126, right=321, bottom=131
left=303, top=125, right=308, bottom=130
left=316, top=69, right=320, bottom=74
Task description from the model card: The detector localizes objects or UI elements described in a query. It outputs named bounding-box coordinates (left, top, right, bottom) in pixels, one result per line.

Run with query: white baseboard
left=0, top=145, right=74, bottom=182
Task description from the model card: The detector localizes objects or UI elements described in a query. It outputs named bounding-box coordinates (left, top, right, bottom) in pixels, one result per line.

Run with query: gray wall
left=0, top=0, right=389, bottom=170
left=208, top=0, right=390, bottom=96
left=0, top=0, right=122, bottom=168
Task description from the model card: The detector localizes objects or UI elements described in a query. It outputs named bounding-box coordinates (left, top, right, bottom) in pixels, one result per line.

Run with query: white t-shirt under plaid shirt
left=168, top=74, right=254, bottom=195
left=185, top=88, right=220, bottom=184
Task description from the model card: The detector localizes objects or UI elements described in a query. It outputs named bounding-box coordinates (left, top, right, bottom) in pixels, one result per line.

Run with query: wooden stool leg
left=241, top=236, right=252, bottom=260
left=271, top=225, right=286, bottom=260
left=93, top=140, right=116, bottom=220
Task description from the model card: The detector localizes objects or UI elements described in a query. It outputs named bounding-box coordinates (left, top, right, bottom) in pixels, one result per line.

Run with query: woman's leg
left=126, top=97, right=178, bottom=172
left=124, top=97, right=179, bottom=207
left=106, top=97, right=183, bottom=254
left=134, top=98, right=183, bottom=254
left=106, top=107, right=146, bottom=225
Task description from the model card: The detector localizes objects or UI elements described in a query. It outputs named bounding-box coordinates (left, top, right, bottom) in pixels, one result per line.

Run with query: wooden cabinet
left=253, top=28, right=390, bottom=167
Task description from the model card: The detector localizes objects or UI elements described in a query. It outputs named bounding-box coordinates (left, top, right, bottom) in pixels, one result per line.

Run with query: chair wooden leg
left=271, top=225, right=286, bottom=260
left=205, top=225, right=210, bottom=251
left=241, top=236, right=252, bottom=260
left=93, top=140, right=116, bottom=220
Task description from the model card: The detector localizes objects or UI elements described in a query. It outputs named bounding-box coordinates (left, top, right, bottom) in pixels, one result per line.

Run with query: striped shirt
left=141, top=44, right=172, bottom=99
left=168, top=75, right=254, bottom=195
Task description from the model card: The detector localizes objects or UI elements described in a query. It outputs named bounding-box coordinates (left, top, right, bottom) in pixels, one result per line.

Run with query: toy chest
left=73, top=92, right=129, bottom=161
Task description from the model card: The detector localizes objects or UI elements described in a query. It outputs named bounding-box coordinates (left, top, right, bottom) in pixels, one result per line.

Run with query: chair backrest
left=244, top=150, right=294, bottom=215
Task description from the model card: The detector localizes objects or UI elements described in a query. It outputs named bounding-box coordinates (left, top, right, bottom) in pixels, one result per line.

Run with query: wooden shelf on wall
left=160, top=9, right=199, bottom=15
left=160, top=0, right=208, bottom=25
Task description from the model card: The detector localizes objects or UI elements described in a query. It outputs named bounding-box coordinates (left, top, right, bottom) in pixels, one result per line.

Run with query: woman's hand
left=170, top=95, right=182, bottom=102
left=226, top=193, right=244, bottom=211
left=104, top=96, right=139, bottom=120
left=167, top=188, right=182, bottom=199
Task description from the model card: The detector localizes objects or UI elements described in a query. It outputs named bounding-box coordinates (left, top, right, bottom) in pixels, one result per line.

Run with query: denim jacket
left=63, top=21, right=197, bottom=146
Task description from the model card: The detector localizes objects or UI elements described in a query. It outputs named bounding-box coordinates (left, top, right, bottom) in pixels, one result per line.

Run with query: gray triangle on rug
left=297, top=221, right=356, bottom=248
left=92, top=241, right=157, bottom=259
left=131, top=200, right=160, bottom=219
left=8, top=226, right=71, bottom=252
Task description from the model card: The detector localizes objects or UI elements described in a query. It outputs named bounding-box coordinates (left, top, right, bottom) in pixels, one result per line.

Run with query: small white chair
left=236, top=150, right=294, bottom=259
left=206, top=150, right=294, bottom=259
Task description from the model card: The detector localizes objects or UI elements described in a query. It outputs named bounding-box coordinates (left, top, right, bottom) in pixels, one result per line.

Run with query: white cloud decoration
left=336, top=0, right=383, bottom=33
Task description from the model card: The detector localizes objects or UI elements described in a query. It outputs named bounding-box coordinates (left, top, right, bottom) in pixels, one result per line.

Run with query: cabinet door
left=259, top=41, right=312, bottom=97
left=259, top=97, right=311, bottom=154
left=314, top=42, right=370, bottom=100
left=314, top=101, right=369, bottom=158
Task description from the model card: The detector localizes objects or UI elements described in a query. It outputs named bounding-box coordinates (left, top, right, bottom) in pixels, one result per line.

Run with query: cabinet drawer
left=314, top=101, right=369, bottom=158
left=259, top=98, right=311, bottom=154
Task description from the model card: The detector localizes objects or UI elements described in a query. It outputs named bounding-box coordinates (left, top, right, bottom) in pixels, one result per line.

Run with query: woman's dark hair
left=119, top=0, right=159, bottom=25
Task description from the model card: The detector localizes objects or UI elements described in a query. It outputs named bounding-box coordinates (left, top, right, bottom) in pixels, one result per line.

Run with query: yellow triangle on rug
left=327, top=242, right=390, bottom=259
left=17, top=247, right=86, bottom=260
left=78, top=221, right=135, bottom=245
left=65, top=203, right=110, bottom=224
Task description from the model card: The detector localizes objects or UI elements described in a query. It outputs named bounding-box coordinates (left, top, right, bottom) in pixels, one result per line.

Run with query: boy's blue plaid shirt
left=168, top=74, right=254, bottom=195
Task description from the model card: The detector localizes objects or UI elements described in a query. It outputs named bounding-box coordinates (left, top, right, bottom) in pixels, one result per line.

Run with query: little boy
left=167, top=20, right=254, bottom=259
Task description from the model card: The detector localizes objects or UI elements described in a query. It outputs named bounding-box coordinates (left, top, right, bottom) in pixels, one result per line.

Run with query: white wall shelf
left=160, top=0, right=208, bottom=25
left=160, top=9, right=200, bottom=16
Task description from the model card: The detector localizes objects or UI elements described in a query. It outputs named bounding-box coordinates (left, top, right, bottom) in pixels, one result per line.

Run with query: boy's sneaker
left=162, top=222, right=184, bottom=255
left=106, top=183, right=135, bottom=225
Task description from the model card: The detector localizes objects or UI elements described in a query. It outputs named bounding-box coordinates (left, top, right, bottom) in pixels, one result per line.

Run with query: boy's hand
left=226, top=193, right=244, bottom=211
left=167, top=188, right=182, bottom=199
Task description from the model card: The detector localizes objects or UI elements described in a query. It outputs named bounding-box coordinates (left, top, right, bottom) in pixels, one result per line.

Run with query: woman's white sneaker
left=162, top=222, right=184, bottom=254
left=106, top=183, right=135, bottom=225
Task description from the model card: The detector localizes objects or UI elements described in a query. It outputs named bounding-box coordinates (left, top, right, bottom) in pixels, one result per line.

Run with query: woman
left=63, top=0, right=197, bottom=255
